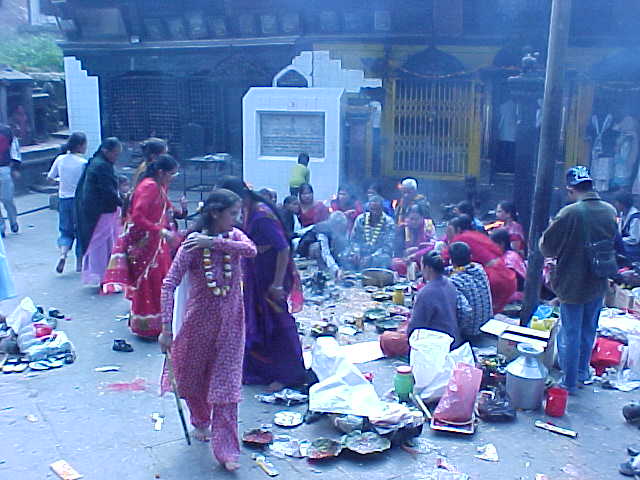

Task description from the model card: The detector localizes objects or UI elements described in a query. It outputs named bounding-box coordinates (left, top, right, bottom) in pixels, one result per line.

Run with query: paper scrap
left=339, top=341, right=385, bottom=364
left=94, top=365, right=120, bottom=372
left=50, top=460, right=83, bottom=480
left=475, top=443, right=499, bottom=462
left=26, top=414, right=38, bottom=423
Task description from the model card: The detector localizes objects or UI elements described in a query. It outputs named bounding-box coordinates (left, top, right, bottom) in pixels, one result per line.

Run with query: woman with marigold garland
left=159, top=189, right=256, bottom=472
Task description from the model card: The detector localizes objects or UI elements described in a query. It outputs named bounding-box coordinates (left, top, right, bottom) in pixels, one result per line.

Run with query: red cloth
left=103, top=178, right=174, bottom=337
left=298, top=201, right=330, bottom=227
left=446, top=230, right=517, bottom=313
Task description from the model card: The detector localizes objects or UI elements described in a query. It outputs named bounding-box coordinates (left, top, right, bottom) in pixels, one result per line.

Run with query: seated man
left=297, top=211, right=350, bottom=278
left=348, top=195, right=395, bottom=270
left=448, top=241, right=493, bottom=342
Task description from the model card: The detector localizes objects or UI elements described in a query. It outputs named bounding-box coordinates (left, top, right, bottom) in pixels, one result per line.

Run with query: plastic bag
left=23, top=331, right=74, bottom=361
left=409, top=330, right=474, bottom=401
left=309, top=337, right=385, bottom=417
left=6, top=297, right=36, bottom=334
left=477, top=384, right=517, bottom=422
left=627, top=335, right=640, bottom=381
left=433, top=362, right=482, bottom=424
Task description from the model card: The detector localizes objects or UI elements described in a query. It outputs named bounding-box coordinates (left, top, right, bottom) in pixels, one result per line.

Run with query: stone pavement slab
left=0, top=193, right=638, bottom=480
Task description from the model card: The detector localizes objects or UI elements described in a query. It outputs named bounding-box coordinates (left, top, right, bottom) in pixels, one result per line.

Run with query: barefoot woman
left=159, top=189, right=256, bottom=471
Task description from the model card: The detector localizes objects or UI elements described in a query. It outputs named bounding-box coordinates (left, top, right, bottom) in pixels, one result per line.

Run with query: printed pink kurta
left=160, top=228, right=256, bottom=463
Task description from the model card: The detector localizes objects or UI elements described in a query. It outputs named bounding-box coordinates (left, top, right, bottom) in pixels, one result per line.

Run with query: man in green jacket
left=539, top=166, right=617, bottom=393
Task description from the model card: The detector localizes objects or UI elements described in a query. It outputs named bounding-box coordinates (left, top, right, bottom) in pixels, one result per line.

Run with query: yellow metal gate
left=384, top=78, right=483, bottom=179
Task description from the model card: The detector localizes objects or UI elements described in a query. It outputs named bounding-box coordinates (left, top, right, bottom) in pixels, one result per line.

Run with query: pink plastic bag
left=433, top=362, right=482, bottom=424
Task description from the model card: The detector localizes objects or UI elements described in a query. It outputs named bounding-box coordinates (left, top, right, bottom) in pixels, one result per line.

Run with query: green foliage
left=0, top=34, right=63, bottom=72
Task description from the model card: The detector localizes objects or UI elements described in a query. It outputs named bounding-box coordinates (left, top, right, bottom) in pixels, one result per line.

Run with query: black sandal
left=112, top=339, right=134, bottom=352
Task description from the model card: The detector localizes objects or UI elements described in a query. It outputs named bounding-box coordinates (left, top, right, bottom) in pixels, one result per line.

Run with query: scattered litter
left=405, top=437, right=444, bottom=456
left=243, top=428, right=274, bottom=446
left=534, top=420, right=577, bottom=438
left=94, top=365, right=120, bottom=372
left=255, top=389, right=308, bottom=406
left=332, top=414, right=365, bottom=434
left=253, top=454, right=279, bottom=477
left=269, top=435, right=307, bottom=458
left=25, top=414, right=38, bottom=423
left=535, top=475, right=549, bottom=480
left=307, top=438, right=344, bottom=460
left=424, top=468, right=470, bottom=480
left=342, top=430, right=391, bottom=455
left=0, top=406, right=13, bottom=412
left=114, top=314, right=129, bottom=322
left=104, top=378, right=148, bottom=392
left=337, top=325, right=358, bottom=336
left=50, top=460, right=82, bottom=480
left=273, top=411, right=304, bottom=428
left=151, top=413, right=164, bottom=431
left=474, top=443, right=499, bottom=462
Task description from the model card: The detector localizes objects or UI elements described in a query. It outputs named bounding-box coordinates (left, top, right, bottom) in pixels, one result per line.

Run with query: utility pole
left=520, top=0, right=573, bottom=324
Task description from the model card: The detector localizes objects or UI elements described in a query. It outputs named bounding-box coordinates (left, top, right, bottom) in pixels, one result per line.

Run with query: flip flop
left=29, top=361, right=50, bottom=371
left=43, top=359, right=64, bottom=369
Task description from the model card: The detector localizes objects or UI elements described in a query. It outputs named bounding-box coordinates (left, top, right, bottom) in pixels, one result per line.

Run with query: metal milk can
left=506, top=343, right=548, bottom=410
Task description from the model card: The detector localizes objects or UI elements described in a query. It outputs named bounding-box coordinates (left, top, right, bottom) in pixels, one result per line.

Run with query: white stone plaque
left=259, top=112, right=325, bottom=158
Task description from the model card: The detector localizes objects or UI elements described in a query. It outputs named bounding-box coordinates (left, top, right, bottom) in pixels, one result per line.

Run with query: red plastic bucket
left=545, top=386, right=568, bottom=417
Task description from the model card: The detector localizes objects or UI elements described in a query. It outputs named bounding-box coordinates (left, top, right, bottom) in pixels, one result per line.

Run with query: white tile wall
left=64, top=57, right=102, bottom=156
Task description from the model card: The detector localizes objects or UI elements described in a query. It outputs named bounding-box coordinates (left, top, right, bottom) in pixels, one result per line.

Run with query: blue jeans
left=58, top=197, right=79, bottom=257
left=558, top=297, right=603, bottom=389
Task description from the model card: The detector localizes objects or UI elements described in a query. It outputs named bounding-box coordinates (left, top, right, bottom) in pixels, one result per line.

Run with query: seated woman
left=297, top=183, right=330, bottom=227
left=280, top=195, right=302, bottom=240
left=380, top=251, right=467, bottom=357
left=453, top=201, right=484, bottom=231
left=490, top=228, right=526, bottom=303
left=348, top=195, right=395, bottom=270
left=444, top=215, right=516, bottom=314
left=329, top=185, right=362, bottom=232
left=392, top=203, right=436, bottom=276
left=486, top=201, right=526, bottom=257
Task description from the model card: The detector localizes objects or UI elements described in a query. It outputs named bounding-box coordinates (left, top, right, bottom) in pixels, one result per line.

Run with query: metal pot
left=505, top=343, right=548, bottom=410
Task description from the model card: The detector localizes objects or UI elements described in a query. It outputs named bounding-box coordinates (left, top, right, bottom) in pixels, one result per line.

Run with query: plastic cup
left=545, top=386, right=568, bottom=417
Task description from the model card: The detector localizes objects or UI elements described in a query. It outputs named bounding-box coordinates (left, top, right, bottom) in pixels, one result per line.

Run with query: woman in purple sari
left=191, top=177, right=306, bottom=388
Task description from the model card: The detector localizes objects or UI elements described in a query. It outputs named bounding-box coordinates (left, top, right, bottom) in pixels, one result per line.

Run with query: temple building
left=49, top=0, right=640, bottom=197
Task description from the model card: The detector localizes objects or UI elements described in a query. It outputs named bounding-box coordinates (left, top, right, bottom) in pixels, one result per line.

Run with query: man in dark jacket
left=539, top=166, right=617, bottom=393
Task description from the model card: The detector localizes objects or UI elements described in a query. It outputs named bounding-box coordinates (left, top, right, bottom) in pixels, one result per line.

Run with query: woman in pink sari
left=159, top=189, right=256, bottom=471
left=392, top=203, right=436, bottom=276
left=493, top=201, right=526, bottom=257
left=103, top=155, right=180, bottom=338
left=490, top=228, right=526, bottom=303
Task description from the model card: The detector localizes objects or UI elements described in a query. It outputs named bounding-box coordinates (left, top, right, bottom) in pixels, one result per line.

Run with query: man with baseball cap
left=539, top=166, right=617, bottom=393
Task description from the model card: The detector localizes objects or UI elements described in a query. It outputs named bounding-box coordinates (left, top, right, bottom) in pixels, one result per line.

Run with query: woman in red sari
left=445, top=215, right=516, bottom=313
left=103, top=154, right=180, bottom=338
left=329, top=185, right=363, bottom=232
left=297, top=183, right=329, bottom=227
left=486, top=201, right=526, bottom=257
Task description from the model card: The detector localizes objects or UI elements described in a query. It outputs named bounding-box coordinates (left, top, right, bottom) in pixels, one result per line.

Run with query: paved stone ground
left=1, top=192, right=639, bottom=480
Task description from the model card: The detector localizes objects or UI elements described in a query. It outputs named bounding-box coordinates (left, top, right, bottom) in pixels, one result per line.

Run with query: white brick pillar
left=63, top=57, right=102, bottom=155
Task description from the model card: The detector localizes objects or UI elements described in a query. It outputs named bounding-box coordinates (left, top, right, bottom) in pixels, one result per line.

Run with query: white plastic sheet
left=309, top=337, right=385, bottom=417
left=409, top=329, right=474, bottom=401
left=6, top=297, right=36, bottom=334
